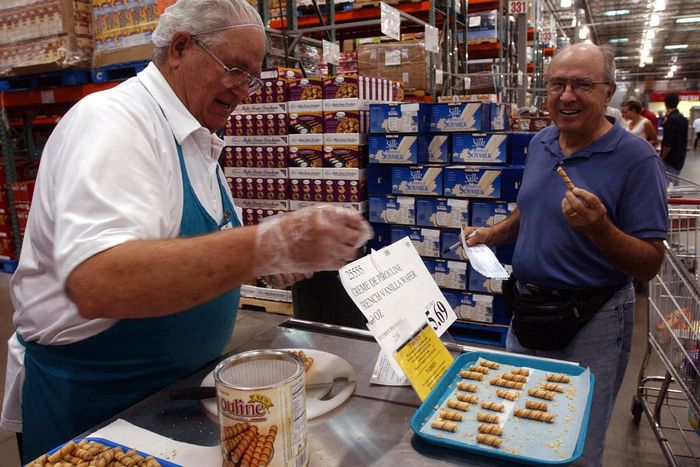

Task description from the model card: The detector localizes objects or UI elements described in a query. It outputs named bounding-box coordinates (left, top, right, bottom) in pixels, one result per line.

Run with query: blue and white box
left=427, top=134, right=450, bottom=163
left=392, top=165, right=444, bottom=196
left=415, top=197, right=469, bottom=228
left=424, top=258, right=468, bottom=290
left=367, top=165, right=392, bottom=194
left=430, top=102, right=490, bottom=132
left=369, top=134, right=428, bottom=164
left=470, top=199, right=517, bottom=227
left=390, top=226, right=441, bottom=258
left=490, top=103, right=510, bottom=131
left=442, top=290, right=508, bottom=324
left=440, top=229, right=465, bottom=260
left=369, top=195, right=415, bottom=225
left=443, top=165, right=524, bottom=201
left=368, top=223, right=391, bottom=251
left=509, top=131, right=536, bottom=166
left=451, top=133, right=508, bottom=164
left=369, top=103, right=431, bottom=133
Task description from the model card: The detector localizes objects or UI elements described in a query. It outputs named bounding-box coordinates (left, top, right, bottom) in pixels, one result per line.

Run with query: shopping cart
left=632, top=173, right=700, bottom=466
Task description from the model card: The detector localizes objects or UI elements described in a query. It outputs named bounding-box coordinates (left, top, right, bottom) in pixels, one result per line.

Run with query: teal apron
left=19, top=142, right=240, bottom=463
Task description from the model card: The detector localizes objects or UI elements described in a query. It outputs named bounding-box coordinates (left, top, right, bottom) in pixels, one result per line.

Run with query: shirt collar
left=542, top=115, right=624, bottom=159
left=137, top=63, right=225, bottom=156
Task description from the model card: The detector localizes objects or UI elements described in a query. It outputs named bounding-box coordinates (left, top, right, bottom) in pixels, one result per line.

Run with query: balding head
left=550, top=43, right=616, bottom=85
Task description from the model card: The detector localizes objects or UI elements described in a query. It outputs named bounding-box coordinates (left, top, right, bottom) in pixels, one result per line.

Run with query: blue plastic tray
left=46, top=437, right=181, bottom=466
left=410, top=351, right=594, bottom=465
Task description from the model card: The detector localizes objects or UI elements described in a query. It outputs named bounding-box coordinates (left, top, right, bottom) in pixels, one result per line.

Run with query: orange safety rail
left=0, top=82, right=119, bottom=109
left=270, top=0, right=499, bottom=29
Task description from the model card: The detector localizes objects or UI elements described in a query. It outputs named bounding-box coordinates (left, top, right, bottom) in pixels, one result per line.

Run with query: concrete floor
left=1, top=147, right=700, bottom=466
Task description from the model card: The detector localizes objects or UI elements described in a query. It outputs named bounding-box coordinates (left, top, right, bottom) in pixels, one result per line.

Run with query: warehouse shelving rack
left=0, top=82, right=119, bottom=261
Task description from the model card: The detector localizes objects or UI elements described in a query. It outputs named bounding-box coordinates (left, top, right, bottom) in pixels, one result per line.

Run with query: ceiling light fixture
left=650, top=14, right=660, bottom=27
left=609, top=38, right=629, bottom=44
left=603, top=10, right=630, bottom=16
left=654, top=0, right=665, bottom=11
left=578, top=26, right=589, bottom=40
left=614, top=56, right=630, bottom=60
left=676, top=16, right=700, bottom=23
left=670, top=64, right=678, bottom=72
left=560, top=0, right=572, bottom=8
left=664, top=44, right=688, bottom=50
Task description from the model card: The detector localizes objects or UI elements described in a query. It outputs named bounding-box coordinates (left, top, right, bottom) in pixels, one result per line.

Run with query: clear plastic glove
left=253, top=205, right=374, bottom=276
left=261, top=273, right=311, bottom=289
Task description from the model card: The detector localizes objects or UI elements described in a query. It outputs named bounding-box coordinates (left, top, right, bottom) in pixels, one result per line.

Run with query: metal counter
left=86, top=319, right=524, bottom=466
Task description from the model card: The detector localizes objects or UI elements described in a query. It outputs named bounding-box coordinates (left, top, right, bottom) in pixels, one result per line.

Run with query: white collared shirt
left=1, top=62, right=234, bottom=431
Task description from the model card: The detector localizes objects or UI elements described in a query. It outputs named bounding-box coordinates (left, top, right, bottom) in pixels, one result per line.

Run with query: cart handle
left=668, top=198, right=700, bottom=205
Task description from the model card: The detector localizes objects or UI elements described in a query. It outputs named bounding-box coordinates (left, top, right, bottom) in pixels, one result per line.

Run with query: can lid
left=215, top=349, right=304, bottom=390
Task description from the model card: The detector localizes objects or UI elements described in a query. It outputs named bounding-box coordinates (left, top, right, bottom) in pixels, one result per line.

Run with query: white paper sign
left=370, top=352, right=410, bottom=386
left=340, top=238, right=458, bottom=373
left=322, top=39, right=340, bottom=65
left=424, top=24, right=439, bottom=53
left=462, top=243, right=510, bottom=280
left=380, top=2, right=401, bottom=41
left=385, top=49, right=401, bottom=66
left=436, top=69, right=443, bottom=85
left=508, top=0, right=527, bottom=15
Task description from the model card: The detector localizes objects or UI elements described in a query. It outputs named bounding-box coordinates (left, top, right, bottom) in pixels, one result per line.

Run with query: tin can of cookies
left=214, top=350, right=308, bottom=467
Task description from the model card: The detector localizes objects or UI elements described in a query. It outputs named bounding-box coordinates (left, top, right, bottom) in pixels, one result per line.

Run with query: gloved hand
left=253, top=205, right=374, bottom=276
left=261, top=273, right=311, bottom=289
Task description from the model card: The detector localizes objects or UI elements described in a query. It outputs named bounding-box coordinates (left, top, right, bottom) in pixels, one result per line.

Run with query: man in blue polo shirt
left=466, top=43, right=667, bottom=466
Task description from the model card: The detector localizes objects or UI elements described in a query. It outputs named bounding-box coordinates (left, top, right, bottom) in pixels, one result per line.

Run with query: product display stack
left=367, top=100, right=534, bottom=345
left=0, top=160, right=39, bottom=261
left=221, top=67, right=403, bottom=225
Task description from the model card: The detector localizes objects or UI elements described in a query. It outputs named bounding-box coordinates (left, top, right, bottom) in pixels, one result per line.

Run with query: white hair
left=151, top=0, right=264, bottom=64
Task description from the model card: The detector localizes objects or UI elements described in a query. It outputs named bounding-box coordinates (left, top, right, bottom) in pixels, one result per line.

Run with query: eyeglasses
left=546, top=77, right=611, bottom=95
left=192, top=37, right=262, bottom=96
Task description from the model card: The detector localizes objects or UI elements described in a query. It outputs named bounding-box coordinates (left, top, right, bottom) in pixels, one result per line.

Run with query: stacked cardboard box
left=357, top=40, right=440, bottom=95
left=0, top=0, right=92, bottom=75
left=91, top=0, right=160, bottom=67
left=367, top=101, right=532, bottom=327
left=220, top=67, right=403, bottom=226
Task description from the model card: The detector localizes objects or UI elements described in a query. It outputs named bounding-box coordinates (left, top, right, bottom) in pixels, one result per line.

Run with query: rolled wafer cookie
left=476, top=412, right=500, bottom=424
left=457, top=382, right=479, bottom=392
left=528, top=388, right=556, bottom=400
left=431, top=420, right=458, bottom=432
left=479, top=359, right=500, bottom=369
left=525, top=400, right=548, bottom=411
left=546, top=373, right=571, bottom=384
left=556, top=165, right=576, bottom=191
left=480, top=400, right=505, bottom=412
left=540, top=382, right=565, bottom=393
left=439, top=409, right=464, bottom=421
left=514, top=408, right=556, bottom=423
left=460, top=370, right=485, bottom=381
left=511, top=367, right=530, bottom=376
left=496, top=389, right=518, bottom=401
left=476, top=433, right=502, bottom=448
left=447, top=399, right=470, bottom=411
left=456, top=393, right=479, bottom=404
left=478, top=424, right=503, bottom=436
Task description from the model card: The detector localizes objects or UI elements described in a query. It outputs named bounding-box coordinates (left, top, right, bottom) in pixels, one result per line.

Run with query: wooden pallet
left=240, top=297, right=294, bottom=316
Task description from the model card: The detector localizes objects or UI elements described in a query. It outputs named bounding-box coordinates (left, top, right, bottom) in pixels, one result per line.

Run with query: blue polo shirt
left=512, top=119, right=668, bottom=289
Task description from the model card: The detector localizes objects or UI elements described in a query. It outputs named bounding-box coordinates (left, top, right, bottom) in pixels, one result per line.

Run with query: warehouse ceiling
left=541, top=0, right=700, bottom=85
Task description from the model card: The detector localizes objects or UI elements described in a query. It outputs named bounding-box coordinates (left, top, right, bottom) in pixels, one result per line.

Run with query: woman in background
left=622, top=100, right=658, bottom=146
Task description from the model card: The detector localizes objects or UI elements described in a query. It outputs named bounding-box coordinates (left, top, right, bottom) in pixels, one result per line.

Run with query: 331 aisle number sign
left=508, top=0, right=527, bottom=15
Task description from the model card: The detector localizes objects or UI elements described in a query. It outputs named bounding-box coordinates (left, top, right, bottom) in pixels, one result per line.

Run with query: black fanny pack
left=503, top=277, right=622, bottom=351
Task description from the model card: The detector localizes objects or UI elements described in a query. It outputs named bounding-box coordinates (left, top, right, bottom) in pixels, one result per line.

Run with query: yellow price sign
left=394, top=325, right=454, bottom=400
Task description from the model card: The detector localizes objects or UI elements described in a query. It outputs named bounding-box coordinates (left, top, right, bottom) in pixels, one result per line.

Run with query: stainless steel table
left=86, top=319, right=524, bottom=466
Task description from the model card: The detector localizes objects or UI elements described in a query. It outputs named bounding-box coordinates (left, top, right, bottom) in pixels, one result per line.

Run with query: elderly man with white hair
left=2, top=0, right=372, bottom=462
